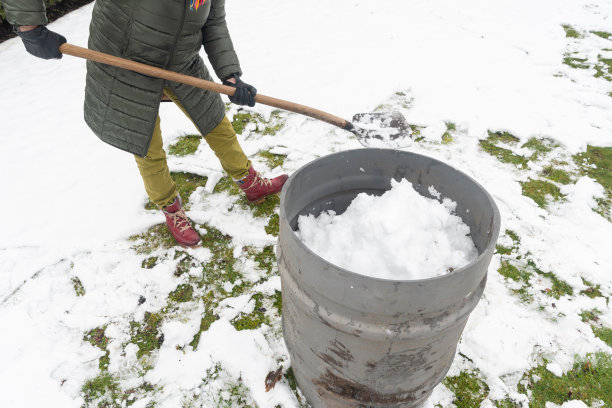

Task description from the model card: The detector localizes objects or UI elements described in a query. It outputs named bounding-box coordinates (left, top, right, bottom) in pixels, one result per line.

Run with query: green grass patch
left=258, top=150, right=286, bottom=169
left=265, top=213, right=279, bottom=236
left=168, top=135, right=201, bottom=157
left=579, top=308, right=601, bottom=323
left=521, top=137, right=558, bottom=160
left=141, top=256, right=158, bottom=269
left=479, top=131, right=529, bottom=169
left=595, top=55, right=612, bottom=81
left=580, top=278, right=604, bottom=299
left=129, top=224, right=177, bottom=255
left=498, top=260, right=531, bottom=283
left=174, top=252, right=199, bottom=277
left=232, top=293, right=269, bottom=331
left=520, top=179, right=564, bottom=208
left=189, top=309, right=219, bottom=350
left=272, top=290, right=282, bottom=315
left=253, top=245, right=276, bottom=274
left=84, top=326, right=110, bottom=371
left=592, top=31, right=612, bottom=40
left=518, top=352, right=612, bottom=407
left=172, top=172, right=207, bottom=210
left=441, top=121, right=456, bottom=144
left=168, top=283, right=194, bottom=303
left=495, top=229, right=521, bottom=255
left=231, top=109, right=285, bottom=136
left=593, top=326, right=612, bottom=348
left=129, top=311, right=165, bottom=359
left=144, top=171, right=208, bottom=211
left=81, top=372, right=121, bottom=407
left=574, top=145, right=612, bottom=220
left=542, top=166, right=572, bottom=185
left=562, top=25, right=584, bottom=39
left=527, top=260, right=573, bottom=299
left=443, top=370, right=490, bottom=408
left=563, top=53, right=590, bottom=69
left=72, top=276, right=85, bottom=296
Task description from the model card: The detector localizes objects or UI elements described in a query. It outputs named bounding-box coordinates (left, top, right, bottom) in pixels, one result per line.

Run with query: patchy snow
left=0, top=0, right=611, bottom=407
left=297, top=179, right=478, bottom=280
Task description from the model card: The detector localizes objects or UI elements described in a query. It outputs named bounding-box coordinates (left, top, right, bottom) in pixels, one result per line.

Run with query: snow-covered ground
left=0, top=0, right=611, bottom=407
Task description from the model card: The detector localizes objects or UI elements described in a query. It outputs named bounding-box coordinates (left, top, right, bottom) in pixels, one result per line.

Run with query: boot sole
left=251, top=192, right=281, bottom=205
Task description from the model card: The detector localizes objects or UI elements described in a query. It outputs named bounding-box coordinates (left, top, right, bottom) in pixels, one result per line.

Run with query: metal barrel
left=278, top=148, right=500, bottom=408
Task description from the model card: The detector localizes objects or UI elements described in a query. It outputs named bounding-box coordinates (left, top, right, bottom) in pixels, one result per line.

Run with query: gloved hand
left=222, top=74, right=257, bottom=107
left=15, top=25, right=66, bottom=60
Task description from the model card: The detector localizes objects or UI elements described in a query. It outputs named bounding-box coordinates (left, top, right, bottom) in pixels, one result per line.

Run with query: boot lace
left=243, top=171, right=272, bottom=191
left=167, top=209, right=193, bottom=232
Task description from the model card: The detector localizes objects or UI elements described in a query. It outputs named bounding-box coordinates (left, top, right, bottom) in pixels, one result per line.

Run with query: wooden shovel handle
left=59, top=43, right=351, bottom=131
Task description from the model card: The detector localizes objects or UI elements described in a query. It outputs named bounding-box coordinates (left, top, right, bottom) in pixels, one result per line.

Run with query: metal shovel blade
left=351, top=112, right=412, bottom=148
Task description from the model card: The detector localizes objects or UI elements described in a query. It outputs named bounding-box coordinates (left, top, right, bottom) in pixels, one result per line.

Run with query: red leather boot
left=162, top=196, right=201, bottom=246
left=236, top=166, right=289, bottom=204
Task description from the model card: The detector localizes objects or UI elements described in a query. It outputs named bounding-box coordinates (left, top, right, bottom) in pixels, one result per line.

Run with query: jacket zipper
left=165, top=0, right=188, bottom=69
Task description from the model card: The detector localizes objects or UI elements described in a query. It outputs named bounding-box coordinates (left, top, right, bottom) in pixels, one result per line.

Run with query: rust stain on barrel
left=314, top=369, right=419, bottom=406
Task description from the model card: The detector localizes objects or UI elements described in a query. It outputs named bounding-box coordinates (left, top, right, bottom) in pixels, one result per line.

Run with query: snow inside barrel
left=277, top=148, right=500, bottom=408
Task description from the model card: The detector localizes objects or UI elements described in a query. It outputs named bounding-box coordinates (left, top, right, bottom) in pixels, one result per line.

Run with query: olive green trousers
left=134, top=88, right=251, bottom=208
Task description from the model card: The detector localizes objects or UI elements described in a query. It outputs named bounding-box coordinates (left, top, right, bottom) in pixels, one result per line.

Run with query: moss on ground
left=168, top=135, right=201, bottom=157
left=520, top=178, right=564, bottom=208
left=574, top=146, right=612, bottom=220
left=443, top=370, right=490, bottom=408
left=72, top=276, right=85, bottom=296
left=562, top=25, right=584, bottom=39
left=129, top=311, right=165, bottom=359
left=518, top=352, right=612, bottom=407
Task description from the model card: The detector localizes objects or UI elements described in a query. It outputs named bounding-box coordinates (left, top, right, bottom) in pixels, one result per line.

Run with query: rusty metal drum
left=277, top=148, right=500, bottom=407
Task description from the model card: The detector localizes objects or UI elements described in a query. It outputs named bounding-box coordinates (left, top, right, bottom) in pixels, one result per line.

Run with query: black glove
left=222, top=74, right=257, bottom=107
left=15, top=25, right=66, bottom=60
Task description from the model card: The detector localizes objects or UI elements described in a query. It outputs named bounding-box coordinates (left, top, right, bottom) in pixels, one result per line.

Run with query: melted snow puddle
left=296, top=179, right=478, bottom=280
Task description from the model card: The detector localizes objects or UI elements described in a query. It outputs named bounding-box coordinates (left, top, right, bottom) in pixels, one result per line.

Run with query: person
left=3, top=0, right=288, bottom=247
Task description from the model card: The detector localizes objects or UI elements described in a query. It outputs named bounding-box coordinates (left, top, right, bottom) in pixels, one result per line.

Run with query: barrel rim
left=279, top=148, right=501, bottom=284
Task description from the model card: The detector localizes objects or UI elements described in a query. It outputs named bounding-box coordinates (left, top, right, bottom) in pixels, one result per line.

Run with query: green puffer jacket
left=3, top=0, right=241, bottom=157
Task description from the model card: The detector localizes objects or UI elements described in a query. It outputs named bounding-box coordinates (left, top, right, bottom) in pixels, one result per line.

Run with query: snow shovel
left=58, top=43, right=412, bottom=147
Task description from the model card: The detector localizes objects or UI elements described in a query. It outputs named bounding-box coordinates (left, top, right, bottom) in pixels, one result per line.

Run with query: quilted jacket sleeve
left=202, top=0, right=242, bottom=81
left=1, top=0, right=47, bottom=26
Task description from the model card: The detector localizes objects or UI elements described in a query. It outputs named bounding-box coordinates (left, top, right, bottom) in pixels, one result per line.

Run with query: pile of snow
left=296, top=179, right=479, bottom=280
